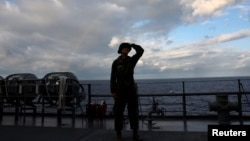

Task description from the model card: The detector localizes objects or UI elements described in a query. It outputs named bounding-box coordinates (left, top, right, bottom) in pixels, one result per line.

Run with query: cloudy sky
left=0, top=0, right=249, bottom=80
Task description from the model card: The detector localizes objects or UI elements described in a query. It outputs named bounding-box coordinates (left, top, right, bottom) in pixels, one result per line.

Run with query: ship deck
left=1, top=114, right=250, bottom=141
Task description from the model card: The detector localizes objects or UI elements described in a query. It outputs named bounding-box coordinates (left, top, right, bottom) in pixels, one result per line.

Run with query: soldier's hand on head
left=131, top=43, right=140, bottom=48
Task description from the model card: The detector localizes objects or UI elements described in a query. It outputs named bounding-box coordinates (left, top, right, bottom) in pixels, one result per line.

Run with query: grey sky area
left=0, top=0, right=250, bottom=80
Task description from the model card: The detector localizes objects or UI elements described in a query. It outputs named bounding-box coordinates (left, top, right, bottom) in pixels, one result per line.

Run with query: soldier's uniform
left=110, top=43, right=144, bottom=136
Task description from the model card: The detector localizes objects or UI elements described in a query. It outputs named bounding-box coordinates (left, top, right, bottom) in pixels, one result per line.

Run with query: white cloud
left=4, top=0, right=19, bottom=12
left=53, top=0, right=64, bottom=8
left=180, top=0, right=245, bottom=22
left=108, top=36, right=132, bottom=48
left=191, top=0, right=234, bottom=16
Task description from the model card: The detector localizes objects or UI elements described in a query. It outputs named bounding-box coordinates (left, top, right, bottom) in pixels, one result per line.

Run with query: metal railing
left=84, top=78, right=250, bottom=123
left=1, top=78, right=250, bottom=124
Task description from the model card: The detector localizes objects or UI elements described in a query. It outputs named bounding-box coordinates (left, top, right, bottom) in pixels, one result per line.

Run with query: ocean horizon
left=82, top=75, right=250, bottom=81
left=80, top=76, right=250, bottom=116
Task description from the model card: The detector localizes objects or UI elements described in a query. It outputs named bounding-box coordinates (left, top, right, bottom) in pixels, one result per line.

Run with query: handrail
left=90, top=91, right=250, bottom=97
left=83, top=79, right=250, bottom=124
left=1, top=78, right=250, bottom=123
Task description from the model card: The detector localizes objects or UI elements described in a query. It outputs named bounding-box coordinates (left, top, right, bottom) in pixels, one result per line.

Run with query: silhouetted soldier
left=110, top=42, right=144, bottom=141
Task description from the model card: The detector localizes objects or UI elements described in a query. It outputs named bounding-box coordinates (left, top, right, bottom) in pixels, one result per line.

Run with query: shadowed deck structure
left=1, top=114, right=250, bottom=141
left=0, top=125, right=207, bottom=141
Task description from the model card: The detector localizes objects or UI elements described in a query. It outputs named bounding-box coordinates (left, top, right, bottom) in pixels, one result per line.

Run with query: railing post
left=88, top=84, right=92, bottom=104
left=0, top=85, right=3, bottom=121
left=237, top=79, right=243, bottom=125
left=182, top=81, right=187, bottom=119
left=14, top=82, right=19, bottom=122
left=182, top=81, right=187, bottom=131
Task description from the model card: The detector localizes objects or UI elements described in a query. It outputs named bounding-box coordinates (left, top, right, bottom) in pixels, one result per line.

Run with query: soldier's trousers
left=113, top=88, right=139, bottom=132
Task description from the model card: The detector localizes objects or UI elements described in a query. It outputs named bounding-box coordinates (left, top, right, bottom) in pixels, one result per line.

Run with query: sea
left=80, top=76, right=250, bottom=117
